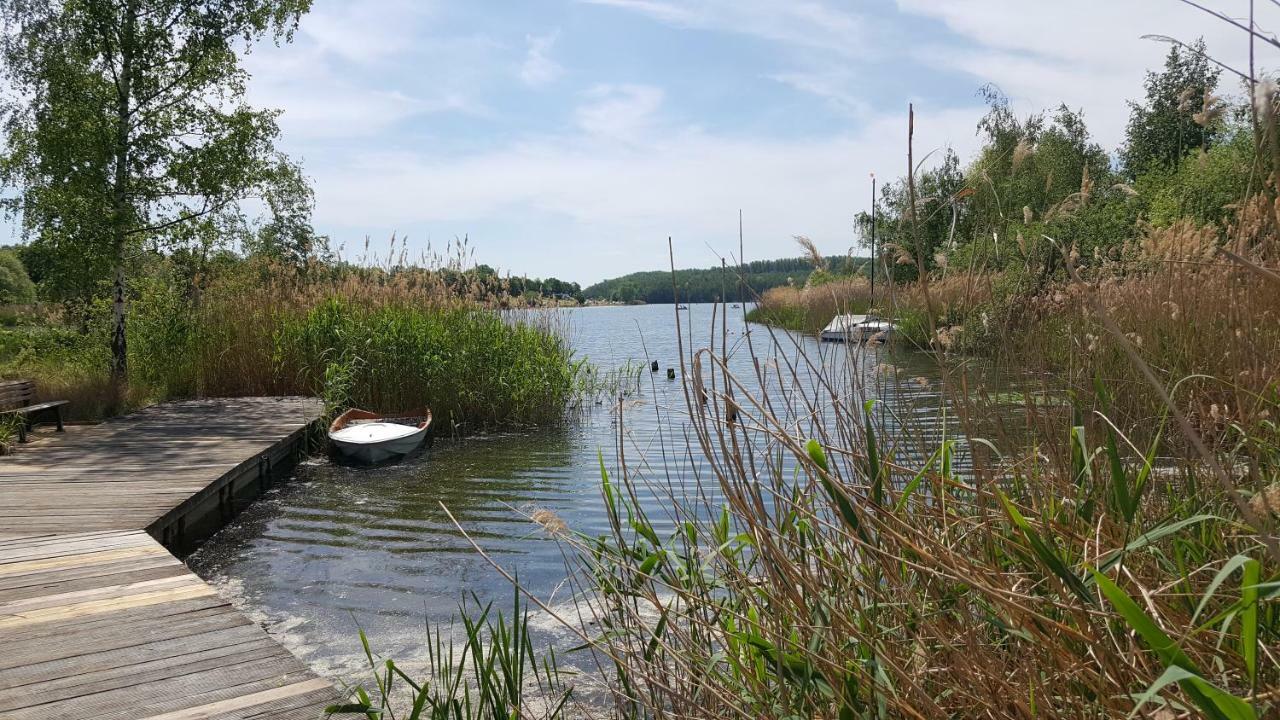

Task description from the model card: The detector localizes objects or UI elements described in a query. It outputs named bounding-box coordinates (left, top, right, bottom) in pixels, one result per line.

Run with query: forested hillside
left=583, top=255, right=867, bottom=303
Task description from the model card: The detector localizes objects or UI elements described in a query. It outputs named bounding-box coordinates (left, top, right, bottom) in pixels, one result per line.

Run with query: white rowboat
left=329, top=408, right=432, bottom=465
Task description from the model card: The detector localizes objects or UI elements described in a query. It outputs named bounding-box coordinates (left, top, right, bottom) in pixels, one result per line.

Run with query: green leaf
left=807, top=438, right=829, bottom=472
left=638, top=550, right=663, bottom=576
left=1096, top=515, right=1223, bottom=577
left=1070, top=424, right=1095, bottom=522
left=1092, top=569, right=1255, bottom=720
left=1240, top=558, right=1260, bottom=689
left=997, top=490, right=1094, bottom=606
left=1103, top=423, right=1133, bottom=523
left=645, top=607, right=670, bottom=663
left=1127, top=665, right=1206, bottom=719
left=863, top=399, right=883, bottom=506
left=809, top=439, right=863, bottom=538
left=894, top=444, right=941, bottom=512
left=1191, top=554, right=1254, bottom=624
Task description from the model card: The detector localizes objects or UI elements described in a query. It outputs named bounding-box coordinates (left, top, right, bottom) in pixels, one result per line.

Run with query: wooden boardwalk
left=0, top=398, right=341, bottom=719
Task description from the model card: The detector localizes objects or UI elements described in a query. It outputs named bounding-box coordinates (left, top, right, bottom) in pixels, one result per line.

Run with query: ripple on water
left=189, top=304, right=974, bottom=690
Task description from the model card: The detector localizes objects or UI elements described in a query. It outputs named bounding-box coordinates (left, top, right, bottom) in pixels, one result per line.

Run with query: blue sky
left=15, top=1, right=1274, bottom=284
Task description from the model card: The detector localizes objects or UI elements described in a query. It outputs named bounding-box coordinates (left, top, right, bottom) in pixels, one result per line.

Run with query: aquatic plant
left=532, top=313, right=1278, bottom=718
left=327, top=586, right=575, bottom=720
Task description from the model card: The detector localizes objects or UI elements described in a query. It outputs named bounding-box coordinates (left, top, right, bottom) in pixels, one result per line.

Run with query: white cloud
left=897, top=0, right=1280, bottom=148
left=521, top=32, right=564, bottom=87
left=242, top=1, right=502, bottom=141
left=574, top=84, right=667, bottom=141
left=305, top=104, right=984, bottom=281
left=580, top=0, right=872, bottom=59
left=298, top=0, right=435, bottom=64
left=769, top=71, right=870, bottom=118
left=244, top=45, right=480, bottom=140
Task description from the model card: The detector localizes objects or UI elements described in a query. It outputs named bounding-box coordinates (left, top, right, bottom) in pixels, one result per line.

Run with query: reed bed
left=746, top=277, right=873, bottom=335
left=559, top=298, right=1278, bottom=718
left=334, top=289, right=1278, bottom=718
left=1, top=260, right=581, bottom=431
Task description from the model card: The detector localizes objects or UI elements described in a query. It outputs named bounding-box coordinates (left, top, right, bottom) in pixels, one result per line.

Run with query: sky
left=14, top=1, right=1280, bottom=285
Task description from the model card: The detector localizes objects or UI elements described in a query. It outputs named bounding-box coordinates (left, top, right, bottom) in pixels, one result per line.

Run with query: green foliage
left=0, top=249, right=36, bottom=304
left=584, top=255, right=865, bottom=304
left=328, top=587, right=573, bottom=720
left=858, top=148, right=968, bottom=281
left=505, top=275, right=582, bottom=300
left=0, top=0, right=316, bottom=377
left=1142, top=128, right=1255, bottom=228
left=0, top=260, right=581, bottom=430
left=1121, top=40, right=1223, bottom=179
left=274, top=299, right=577, bottom=430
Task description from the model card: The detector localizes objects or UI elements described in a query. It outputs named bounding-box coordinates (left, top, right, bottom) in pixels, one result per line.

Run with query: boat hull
left=329, top=425, right=428, bottom=464
left=328, top=409, right=432, bottom=466
left=820, top=314, right=895, bottom=343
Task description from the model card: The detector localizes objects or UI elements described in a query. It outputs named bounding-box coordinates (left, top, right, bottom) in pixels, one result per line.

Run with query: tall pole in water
left=869, top=172, right=876, bottom=310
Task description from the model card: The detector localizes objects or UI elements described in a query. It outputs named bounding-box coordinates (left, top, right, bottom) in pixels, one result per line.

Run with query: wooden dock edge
left=147, top=419, right=321, bottom=556
left=0, top=398, right=341, bottom=718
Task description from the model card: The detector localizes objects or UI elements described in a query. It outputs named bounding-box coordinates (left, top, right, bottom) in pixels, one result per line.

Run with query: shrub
left=0, top=250, right=36, bottom=305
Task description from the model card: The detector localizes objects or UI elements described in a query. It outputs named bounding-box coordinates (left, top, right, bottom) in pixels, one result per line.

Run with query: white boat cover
left=329, top=422, right=421, bottom=445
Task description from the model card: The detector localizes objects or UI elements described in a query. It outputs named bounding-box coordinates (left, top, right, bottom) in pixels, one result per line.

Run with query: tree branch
left=1174, top=0, right=1280, bottom=53
left=126, top=195, right=244, bottom=236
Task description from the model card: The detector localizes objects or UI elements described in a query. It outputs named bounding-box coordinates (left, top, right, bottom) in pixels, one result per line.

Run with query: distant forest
left=583, top=255, right=868, bottom=304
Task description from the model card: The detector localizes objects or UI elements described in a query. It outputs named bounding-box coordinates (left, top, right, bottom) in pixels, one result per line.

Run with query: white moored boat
left=820, top=314, right=895, bottom=343
left=328, top=408, right=432, bottom=465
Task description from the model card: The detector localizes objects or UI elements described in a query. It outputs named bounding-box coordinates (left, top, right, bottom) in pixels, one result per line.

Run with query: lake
left=188, top=303, right=953, bottom=685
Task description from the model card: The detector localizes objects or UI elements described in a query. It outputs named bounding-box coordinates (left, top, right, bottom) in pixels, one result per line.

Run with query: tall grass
left=1003, top=200, right=1280, bottom=447
left=0, top=316, right=147, bottom=419
left=745, top=276, right=873, bottom=334
left=1, top=260, right=581, bottom=430
left=328, top=586, right=575, bottom=720
left=548, top=320, right=1277, bottom=717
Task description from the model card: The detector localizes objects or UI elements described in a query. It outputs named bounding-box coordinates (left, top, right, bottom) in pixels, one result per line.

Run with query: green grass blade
left=809, top=439, right=863, bottom=538
left=894, top=444, right=941, bottom=513
left=863, top=399, right=882, bottom=506
left=1191, top=554, right=1253, bottom=624
left=1092, top=569, right=1254, bottom=720
left=1096, top=515, right=1223, bottom=577
left=997, top=491, right=1094, bottom=606
left=1240, top=558, right=1260, bottom=690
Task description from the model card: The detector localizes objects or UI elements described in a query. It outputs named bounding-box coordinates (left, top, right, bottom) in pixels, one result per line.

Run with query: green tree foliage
left=0, top=0, right=314, bottom=385
left=858, top=149, right=968, bottom=283
left=583, top=256, right=866, bottom=304
left=884, top=89, right=1119, bottom=287
left=1140, top=126, right=1254, bottom=228
left=1121, top=40, right=1222, bottom=179
left=0, top=249, right=36, bottom=304
left=507, top=276, right=583, bottom=301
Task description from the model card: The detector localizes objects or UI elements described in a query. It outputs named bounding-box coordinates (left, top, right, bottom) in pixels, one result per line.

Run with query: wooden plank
left=136, top=678, right=333, bottom=720
left=0, top=398, right=339, bottom=719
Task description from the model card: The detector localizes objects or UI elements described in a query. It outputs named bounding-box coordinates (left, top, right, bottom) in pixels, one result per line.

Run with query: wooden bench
left=0, top=379, right=69, bottom=442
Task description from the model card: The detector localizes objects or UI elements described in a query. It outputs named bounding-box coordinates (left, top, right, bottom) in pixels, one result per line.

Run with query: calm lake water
left=188, top=303, right=953, bottom=685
